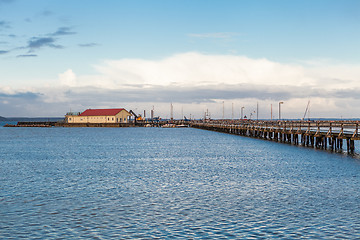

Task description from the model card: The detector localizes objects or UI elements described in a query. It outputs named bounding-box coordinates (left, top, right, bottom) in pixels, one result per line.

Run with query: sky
left=0, top=0, right=360, bottom=119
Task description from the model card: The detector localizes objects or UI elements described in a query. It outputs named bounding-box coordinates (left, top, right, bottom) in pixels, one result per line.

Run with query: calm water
left=1, top=126, right=360, bottom=239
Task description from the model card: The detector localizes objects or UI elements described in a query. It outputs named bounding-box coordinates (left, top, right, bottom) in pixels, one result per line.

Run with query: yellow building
left=65, top=108, right=132, bottom=123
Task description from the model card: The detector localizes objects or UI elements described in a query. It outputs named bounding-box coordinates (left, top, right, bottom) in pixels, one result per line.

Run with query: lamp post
left=222, top=101, right=225, bottom=120
left=232, top=103, right=234, bottom=120
left=279, top=101, right=284, bottom=120
left=241, top=107, right=245, bottom=120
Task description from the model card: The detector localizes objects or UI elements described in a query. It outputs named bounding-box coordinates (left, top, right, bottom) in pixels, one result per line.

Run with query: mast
left=170, top=103, right=173, bottom=121
left=222, top=101, right=225, bottom=119
left=232, top=103, right=234, bottom=119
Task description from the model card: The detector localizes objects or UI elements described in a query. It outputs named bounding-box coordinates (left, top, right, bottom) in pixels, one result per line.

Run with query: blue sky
left=1, top=0, right=360, bottom=118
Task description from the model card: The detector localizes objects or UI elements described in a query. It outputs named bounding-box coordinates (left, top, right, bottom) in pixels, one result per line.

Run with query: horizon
left=2, top=115, right=360, bottom=122
left=1, top=0, right=360, bottom=118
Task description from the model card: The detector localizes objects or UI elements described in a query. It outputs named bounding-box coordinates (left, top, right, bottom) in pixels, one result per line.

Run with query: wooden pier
left=191, top=120, right=360, bottom=153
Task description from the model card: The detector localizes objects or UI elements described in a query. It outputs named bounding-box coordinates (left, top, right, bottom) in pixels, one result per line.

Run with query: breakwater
left=5, top=121, right=57, bottom=127
left=191, top=120, right=360, bottom=153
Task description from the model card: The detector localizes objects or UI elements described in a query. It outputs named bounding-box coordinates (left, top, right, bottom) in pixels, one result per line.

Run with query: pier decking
left=191, top=120, right=360, bottom=153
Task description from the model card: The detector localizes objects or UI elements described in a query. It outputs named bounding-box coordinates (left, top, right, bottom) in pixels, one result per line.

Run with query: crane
left=302, top=100, right=310, bottom=120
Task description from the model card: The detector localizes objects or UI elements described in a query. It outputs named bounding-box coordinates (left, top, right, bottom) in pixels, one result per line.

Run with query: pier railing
left=190, top=120, right=360, bottom=153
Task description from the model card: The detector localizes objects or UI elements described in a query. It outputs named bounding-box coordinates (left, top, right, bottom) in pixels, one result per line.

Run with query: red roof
left=79, top=108, right=126, bottom=116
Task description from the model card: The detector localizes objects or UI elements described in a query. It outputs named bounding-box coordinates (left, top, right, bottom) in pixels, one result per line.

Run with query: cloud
left=78, top=43, right=99, bottom=47
left=41, top=10, right=53, bottom=17
left=0, top=20, right=10, bottom=29
left=59, top=69, right=77, bottom=86
left=27, top=37, right=63, bottom=51
left=53, top=52, right=360, bottom=99
left=52, top=52, right=360, bottom=118
left=0, top=88, right=47, bottom=117
left=4, top=52, right=360, bottom=118
left=0, top=91, right=40, bottom=100
left=331, top=88, right=360, bottom=99
left=18, top=27, right=76, bottom=54
left=24, top=10, right=54, bottom=23
left=0, top=0, right=14, bottom=4
left=188, top=32, right=240, bottom=39
left=17, top=54, right=37, bottom=57
left=60, top=84, right=298, bottom=104
left=50, top=27, right=76, bottom=36
left=90, top=52, right=309, bottom=88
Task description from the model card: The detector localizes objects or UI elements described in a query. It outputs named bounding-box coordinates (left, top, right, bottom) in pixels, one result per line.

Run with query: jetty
left=191, top=120, right=360, bottom=153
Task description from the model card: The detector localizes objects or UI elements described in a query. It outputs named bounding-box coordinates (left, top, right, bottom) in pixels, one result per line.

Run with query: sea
left=1, top=124, right=360, bottom=239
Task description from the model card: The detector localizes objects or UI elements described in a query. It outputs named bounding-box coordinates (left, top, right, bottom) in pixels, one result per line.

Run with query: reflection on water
left=1, top=127, right=360, bottom=239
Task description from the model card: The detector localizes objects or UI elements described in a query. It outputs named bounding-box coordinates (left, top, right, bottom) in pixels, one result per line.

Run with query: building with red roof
left=65, top=108, right=132, bottom=124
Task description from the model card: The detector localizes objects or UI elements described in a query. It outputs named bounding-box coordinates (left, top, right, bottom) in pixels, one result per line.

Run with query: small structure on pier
left=65, top=108, right=132, bottom=124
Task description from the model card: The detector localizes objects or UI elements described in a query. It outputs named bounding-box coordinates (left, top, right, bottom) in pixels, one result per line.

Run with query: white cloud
left=59, top=69, right=77, bottom=87
left=3, top=52, right=360, bottom=118
left=92, top=52, right=309, bottom=88
left=188, top=32, right=240, bottom=39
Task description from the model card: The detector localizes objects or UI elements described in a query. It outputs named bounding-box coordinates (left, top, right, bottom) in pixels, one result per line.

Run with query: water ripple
left=1, top=127, right=360, bottom=238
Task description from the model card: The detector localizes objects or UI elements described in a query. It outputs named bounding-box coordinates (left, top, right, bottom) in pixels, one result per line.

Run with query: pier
left=191, top=120, right=360, bottom=153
